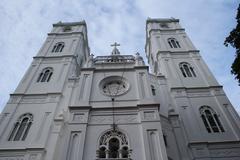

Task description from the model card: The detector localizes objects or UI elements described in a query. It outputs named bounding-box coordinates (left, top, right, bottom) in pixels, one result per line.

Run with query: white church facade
left=0, top=18, right=240, bottom=160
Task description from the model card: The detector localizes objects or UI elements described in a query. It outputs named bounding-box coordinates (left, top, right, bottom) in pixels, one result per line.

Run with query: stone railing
left=94, top=55, right=135, bottom=64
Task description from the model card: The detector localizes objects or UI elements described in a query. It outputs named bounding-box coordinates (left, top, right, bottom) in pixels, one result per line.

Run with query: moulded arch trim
left=106, top=135, right=121, bottom=143
left=167, top=37, right=175, bottom=40
left=97, top=128, right=130, bottom=141
left=179, top=62, right=195, bottom=70
left=42, top=67, right=53, bottom=72
left=8, top=112, right=33, bottom=141
left=168, top=37, right=181, bottom=48
left=167, top=37, right=178, bottom=42
left=199, top=105, right=216, bottom=114
left=37, top=67, right=54, bottom=82
left=55, top=42, right=65, bottom=45
left=52, top=42, right=65, bottom=52
left=199, top=105, right=225, bottom=133
left=96, top=128, right=131, bottom=159
left=179, top=62, right=196, bottom=77
left=97, top=128, right=130, bottom=148
left=17, top=113, right=34, bottom=122
left=179, top=61, right=190, bottom=66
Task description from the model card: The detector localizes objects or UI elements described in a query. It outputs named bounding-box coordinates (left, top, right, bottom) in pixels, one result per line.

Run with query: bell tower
left=14, top=21, right=90, bottom=94
left=145, top=18, right=219, bottom=88
left=146, top=18, right=240, bottom=160
left=0, top=21, right=90, bottom=160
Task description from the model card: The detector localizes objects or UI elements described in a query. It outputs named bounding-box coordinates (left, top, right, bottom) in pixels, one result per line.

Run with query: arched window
left=200, top=106, right=225, bottom=133
left=98, top=146, right=106, bottom=158
left=8, top=113, right=33, bottom=141
left=97, top=129, right=131, bottom=159
left=168, top=38, right=181, bottom=48
left=37, top=67, right=53, bottom=82
left=52, top=42, right=64, bottom=52
left=109, top=138, right=120, bottom=158
left=151, top=85, right=156, bottom=96
left=179, top=62, right=196, bottom=77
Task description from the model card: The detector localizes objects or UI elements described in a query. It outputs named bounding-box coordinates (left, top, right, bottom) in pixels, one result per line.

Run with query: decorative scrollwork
left=99, top=130, right=128, bottom=146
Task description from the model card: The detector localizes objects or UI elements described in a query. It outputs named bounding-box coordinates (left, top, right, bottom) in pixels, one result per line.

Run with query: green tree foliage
left=224, top=4, right=240, bottom=85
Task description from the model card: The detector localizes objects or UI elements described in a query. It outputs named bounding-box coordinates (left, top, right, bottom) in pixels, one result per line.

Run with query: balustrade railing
left=94, top=55, right=135, bottom=64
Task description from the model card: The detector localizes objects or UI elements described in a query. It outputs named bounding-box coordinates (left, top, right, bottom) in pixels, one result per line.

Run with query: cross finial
left=111, top=42, right=120, bottom=48
left=110, top=42, right=120, bottom=55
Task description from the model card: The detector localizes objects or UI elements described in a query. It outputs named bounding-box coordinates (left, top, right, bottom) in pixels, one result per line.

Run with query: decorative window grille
left=168, top=38, right=181, bottom=48
left=200, top=106, right=225, bottom=133
left=52, top=42, right=64, bottom=52
left=8, top=113, right=33, bottom=141
left=97, top=130, right=131, bottom=159
left=37, top=67, right=53, bottom=82
left=179, top=62, right=196, bottom=77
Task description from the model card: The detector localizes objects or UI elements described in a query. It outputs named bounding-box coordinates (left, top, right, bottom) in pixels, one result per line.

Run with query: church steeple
left=145, top=18, right=219, bottom=87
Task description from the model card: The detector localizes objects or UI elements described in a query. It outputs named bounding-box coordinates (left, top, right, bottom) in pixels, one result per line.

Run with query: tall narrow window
left=179, top=62, right=196, bottom=78
left=200, top=106, right=225, bottom=133
left=154, top=62, right=158, bottom=74
left=52, top=42, right=64, bottom=52
left=163, top=134, right=167, bottom=146
left=8, top=113, right=33, bottom=141
left=168, top=38, right=181, bottom=48
left=97, top=129, right=131, bottom=159
left=109, top=138, right=120, bottom=158
left=151, top=85, right=156, bottom=96
left=122, top=146, right=129, bottom=158
left=98, top=147, right=106, bottom=158
left=37, top=67, right=53, bottom=82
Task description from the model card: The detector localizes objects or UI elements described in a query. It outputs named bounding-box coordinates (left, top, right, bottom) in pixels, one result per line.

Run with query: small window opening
left=151, top=85, right=156, bottom=96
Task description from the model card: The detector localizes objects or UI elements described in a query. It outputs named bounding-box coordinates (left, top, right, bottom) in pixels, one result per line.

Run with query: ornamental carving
left=99, top=76, right=130, bottom=97
left=90, top=115, right=138, bottom=124
left=143, top=111, right=156, bottom=120
left=73, top=113, right=85, bottom=122
left=21, top=96, right=47, bottom=104
left=186, top=89, right=211, bottom=98
left=99, top=130, right=128, bottom=146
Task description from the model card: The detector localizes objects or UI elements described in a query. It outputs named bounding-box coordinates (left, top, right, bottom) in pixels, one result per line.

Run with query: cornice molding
left=146, top=18, right=179, bottom=23
left=53, top=21, right=86, bottom=27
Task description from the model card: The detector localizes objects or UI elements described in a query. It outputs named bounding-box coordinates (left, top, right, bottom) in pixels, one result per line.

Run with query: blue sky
left=0, top=0, right=239, bottom=113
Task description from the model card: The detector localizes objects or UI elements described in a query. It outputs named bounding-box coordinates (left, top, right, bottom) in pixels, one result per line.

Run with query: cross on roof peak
left=111, top=42, right=120, bottom=48
left=110, top=42, right=120, bottom=55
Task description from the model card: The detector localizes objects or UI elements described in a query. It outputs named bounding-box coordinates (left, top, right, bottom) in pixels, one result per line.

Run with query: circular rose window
left=99, top=76, right=130, bottom=97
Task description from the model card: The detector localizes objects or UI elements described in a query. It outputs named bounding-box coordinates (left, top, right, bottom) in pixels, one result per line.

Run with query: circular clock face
left=99, top=76, right=130, bottom=97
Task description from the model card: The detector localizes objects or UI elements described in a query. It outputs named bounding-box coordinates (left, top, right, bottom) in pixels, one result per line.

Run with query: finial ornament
left=110, top=42, right=120, bottom=55
left=84, top=54, right=94, bottom=67
left=110, top=42, right=120, bottom=48
left=135, top=52, right=145, bottom=66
